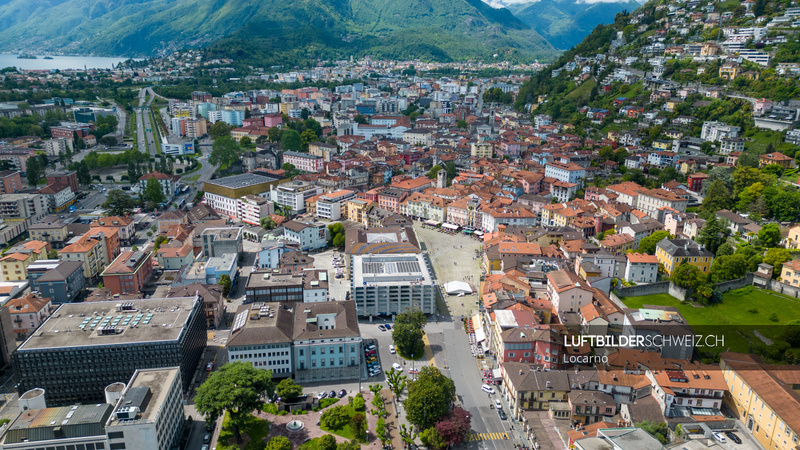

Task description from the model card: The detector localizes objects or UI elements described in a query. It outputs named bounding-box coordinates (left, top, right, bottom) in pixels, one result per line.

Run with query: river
left=0, top=54, right=137, bottom=70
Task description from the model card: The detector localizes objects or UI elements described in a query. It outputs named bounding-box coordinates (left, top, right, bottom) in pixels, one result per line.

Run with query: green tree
left=267, top=127, right=282, bottom=143
left=419, top=427, right=447, bottom=450
left=638, top=421, right=669, bottom=444
left=76, top=161, right=91, bottom=186
left=239, top=136, right=252, bottom=148
left=392, top=323, right=424, bottom=359
left=758, top=223, right=782, bottom=247
left=218, top=274, right=233, bottom=297
left=209, top=136, right=241, bottom=168
left=153, top=235, right=168, bottom=252
left=399, top=424, right=415, bottom=448
left=26, top=156, right=41, bottom=186
left=354, top=115, right=369, bottom=125
left=352, top=393, right=366, bottom=411
left=396, top=309, right=426, bottom=330
left=350, top=412, right=367, bottom=441
left=405, top=366, right=455, bottom=430
left=276, top=378, right=303, bottom=402
left=260, top=216, right=276, bottom=230
left=265, top=436, right=292, bottom=450
left=300, top=129, right=318, bottom=150
left=456, top=120, right=467, bottom=129
left=208, top=121, right=233, bottom=139
left=47, top=249, right=58, bottom=259
left=698, top=215, right=725, bottom=254
left=700, top=180, right=733, bottom=219
left=764, top=248, right=792, bottom=278
left=103, top=189, right=136, bottom=216
left=281, top=129, right=302, bottom=152
left=637, top=231, right=670, bottom=254
left=710, top=254, right=748, bottom=283
left=194, top=362, right=275, bottom=443
left=671, top=262, right=706, bottom=289
left=427, top=164, right=442, bottom=179
left=317, top=435, right=337, bottom=450
left=336, top=442, right=361, bottom=450
left=321, top=405, right=351, bottom=429
left=386, top=367, right=407, bottom=400
left=144, top=177, right=165, bottom=204
left=716, top=242, right=734, bottom=256
left=376, top=417, right=388, bottom=447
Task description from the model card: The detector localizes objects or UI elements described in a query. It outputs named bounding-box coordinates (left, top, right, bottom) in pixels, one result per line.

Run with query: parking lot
left=411, top=221, right=483, bottom=319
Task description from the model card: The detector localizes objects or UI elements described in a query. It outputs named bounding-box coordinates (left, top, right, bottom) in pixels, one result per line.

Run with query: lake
left=0, top=54, right=137, bottom=70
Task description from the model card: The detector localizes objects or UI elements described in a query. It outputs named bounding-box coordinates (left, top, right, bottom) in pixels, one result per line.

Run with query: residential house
left=546, top=269, right=593, bottom=314
left=30, top=261, right=85, bottom=304
left=7, top=294, right=53, bottom=339
left=101, top=251, right=154, bottom=296
left=0, top=240, right=49, bottom=282
left=655, top=238, right=714, bottom=276
left=625, top=253, right=660, bottom=284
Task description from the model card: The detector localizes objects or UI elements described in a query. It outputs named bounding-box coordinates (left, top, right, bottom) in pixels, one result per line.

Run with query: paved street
left=135, top=88, right=158, bottom=156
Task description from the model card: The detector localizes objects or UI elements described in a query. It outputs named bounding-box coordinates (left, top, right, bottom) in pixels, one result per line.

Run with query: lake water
left=0, top=54, right=136, bottom=70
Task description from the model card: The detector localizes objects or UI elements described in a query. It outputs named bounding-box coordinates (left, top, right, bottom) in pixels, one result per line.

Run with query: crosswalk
left=467, top=432, right=509, bottom=441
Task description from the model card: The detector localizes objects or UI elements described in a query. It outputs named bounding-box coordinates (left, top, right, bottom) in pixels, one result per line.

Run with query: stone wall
left=766, top=279, right=800, bottom=298
left=615, top=281, right=671, bottom=298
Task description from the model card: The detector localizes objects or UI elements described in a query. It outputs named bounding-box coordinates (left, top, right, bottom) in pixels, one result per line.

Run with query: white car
left=712, top=432, right=726, bottom=443
left=494, top=399, right=503, bottom=409
left=481, top=384, right=495, bottom=395
left=389, top=345, right=396, bottom=354
left=317, top=391, right=327, bottom=400
left=392, top=363, right=403, bottom=371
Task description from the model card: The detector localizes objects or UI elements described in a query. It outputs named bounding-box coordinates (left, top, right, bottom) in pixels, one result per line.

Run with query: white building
left=720, top=137, right=745, bottom=154
left=544, top=161, right=586, bottom=187
left=270, top=180, right=323, bottom=213
left=625, top=252, right=659, bottom=284
left=350, top=253, right=437, bottom=316
left=402, top=129, right=434, bottom=146
left=227, top=302, right=294, bottom=376
left=43, top=139, right=69, bottom=156
left=282, top=151, right=325, bottom=173
left=237, top=195, right=274, bottom=226
left=316, top=190, right=356, bottom=221
left=701, top=121, right=740, bottom=142
left=302, top=269, right=329, bottom=303
left=105, top=367, right=185, bottom=450
left=282, top=220, right=328, bottom=251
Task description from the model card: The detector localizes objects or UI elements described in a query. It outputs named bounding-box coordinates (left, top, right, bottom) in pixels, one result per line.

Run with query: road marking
left=422, top=333, right=436, bottom=367
left=467, top=432, right=508, bottom=441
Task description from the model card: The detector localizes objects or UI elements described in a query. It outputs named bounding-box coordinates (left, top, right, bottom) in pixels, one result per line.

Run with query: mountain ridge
left=0, top=0, right=558, bottom=62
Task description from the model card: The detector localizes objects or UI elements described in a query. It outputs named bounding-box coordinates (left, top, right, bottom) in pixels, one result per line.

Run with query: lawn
left=217, top=412, right=270, bottom=450
left=621, top=287, right=800, bottom=355
left=320, top=403, right=366, bottom=442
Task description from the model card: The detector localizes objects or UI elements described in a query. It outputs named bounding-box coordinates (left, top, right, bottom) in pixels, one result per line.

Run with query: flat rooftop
left=201, top=227, right=242, bottom=240
left=108, top=367, right=180, bottom=425
left=3, top=404, right=112, bottom=444
left=204, top=173, right=281, bottom=189
left=17, top=296, right=199, bottom=350
left=351, top=253, right=433, bottom=287
left=247, top=271, right=303, bottom=289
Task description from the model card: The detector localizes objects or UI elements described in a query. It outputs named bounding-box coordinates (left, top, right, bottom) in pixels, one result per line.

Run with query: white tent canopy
left=442, top=223, right=459, bottom=230
left=425, top=219, right=441, bottom=226
left=443, top=281, right=473, bottom=295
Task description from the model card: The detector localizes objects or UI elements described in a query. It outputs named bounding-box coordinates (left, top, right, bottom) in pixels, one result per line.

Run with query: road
left=135, top=88, right=158, bottom=156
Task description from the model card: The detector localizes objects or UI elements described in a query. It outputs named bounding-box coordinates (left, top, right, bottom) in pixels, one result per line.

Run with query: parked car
left=329, top=390, right=336, bottom=399
left=725, top=431, right=742, bottom=444
left=205, top=420, right=215, bottom=432
left=201, top=446, right=209, bottom=450
left=338, top=389, right=347, bottom=398
left=378, top=325, right=386, bottom=332
left=205, top=362, right=214, bottom=372
left=389, top=345, right=396, bottom=354
left=712, top=432, right=726, bottom=443
left=203, top=434, right=211, bottom=444
left=494, top=399, right=503, bottom=409
left=497, top=409, right=507, bottom=420
left=408, top=369, right=419, bottom=374
left=481, top=384, right=495, bottom=395
left=317, top=391, right=327, bottom=400
left=392, top=363, right=403, bottom=371
left=385, top=324, right=392, bottom=330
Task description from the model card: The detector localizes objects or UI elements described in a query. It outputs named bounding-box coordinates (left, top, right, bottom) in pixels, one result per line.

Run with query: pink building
left=264, top=113, right=283, bottom=128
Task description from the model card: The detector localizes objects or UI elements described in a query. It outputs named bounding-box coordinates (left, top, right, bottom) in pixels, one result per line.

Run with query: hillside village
left=0, top=0, right=798, bottom=449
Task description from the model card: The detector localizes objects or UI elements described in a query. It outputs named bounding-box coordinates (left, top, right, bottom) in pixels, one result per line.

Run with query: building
left=500, top=362, right=572, bottom=419
left=45, top=170, right=79, bottom=193
left=655, top=238, right=714, bottom=276
left=156, top=241, right=194, bottom=270
left=316, top=190, right=356, bottom=221
left=701, top=121, right=740, bottom=142
left=227, top=302, right=294, bottom=376
left=13, top=296, right=206, bottom=405
left=139, top=172, right=178, bottom=203
left=720, top=137, right=745, bottom=154
left=350, top=253, right=436, bottom=316
left=546, top=269, right=593, bottom=314
left=238, top=195, right=274, bottom=226
left=101, top=251, right=154, bottom=296
left=0, top=170, right=21, bottom=194
left=282, top=151, right=325, bottom=173
left=625, top=253, right=659, bottom=284
left=636, top=189, right=688, bottom=217
left=599, top=233, right=635, bottom=256
left=203, top=172, right=287, bottom=219
left=38, top=183, right=76, bottom=213
left=167, top=283, right=225, bottom=328
left=622, top=306, right=694, bottom=360
left=720, top=352, right=800, bottom=450
left=29, top=260, right=85, bottom=304
left=50, top=122, right=93, bottom=140
left=92, top=216, right=136, bottom=245
left=201, top=227, right=243, bottom=258
left=0, top=403, right=113, bottom=450
left=302, top=269, right=329, bottom=303
left=282, top=220, right=328, bottom=251
left=270, top=180, right=323, bottom=213
left=759, top=151, right=793, bottom=169
left=470, top=142, right=493, bottom=158
left=43, top=138, right=68, bottom=156
left=105, top=367, right=185, bottom=450
left=245, top=271, right=304, bottom=304
left=292, top=301, right=362, bottom=382
left=7, top=293, right=53, bottom=339
left=0, top=149, right=35, bottom=174
left=0, top=240, right=49, bottom=282
left=545, top=161, right=586, bottom=187
left=155, top=211, right=187, bottom=234
left=27, top=218, right=69, bottom=247
left=0, top=193, right=48, bottom=220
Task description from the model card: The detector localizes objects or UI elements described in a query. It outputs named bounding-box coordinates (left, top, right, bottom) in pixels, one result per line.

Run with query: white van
left=481, top=384, right=495, bottom=394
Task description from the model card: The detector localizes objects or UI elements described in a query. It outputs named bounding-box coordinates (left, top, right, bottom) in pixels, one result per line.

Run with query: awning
left=492, top=368, right=502, bottom=380
left=475, top=231, right=484, bottom=236
left=442, top=223, right=459, bottom=230
left=463, top=230, right=474, bottom=234
left=474, top=327, right=487, bottom=343
left=425, top=219, right=441, bottom=226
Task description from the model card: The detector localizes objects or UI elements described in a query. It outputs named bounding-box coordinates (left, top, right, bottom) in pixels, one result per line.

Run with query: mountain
left=490, top=0, right=640, bottom=50
left=0, top=0, right=558, bottom=62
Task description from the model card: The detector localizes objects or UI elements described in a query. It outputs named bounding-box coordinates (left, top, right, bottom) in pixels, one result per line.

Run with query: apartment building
left=316, top=190, right=356, bottom=221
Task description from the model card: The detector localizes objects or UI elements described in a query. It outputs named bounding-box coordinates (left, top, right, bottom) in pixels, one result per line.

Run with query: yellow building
left=0, top=240, right=49, bottom=282
left=720, top=353, right=800, bottom=450
left=719, top=62, right=741, bottom=80
left=552, top=207, right=578, bottom=228
left=655, top=238, right=714, bottom=276
left=470, top=142, right=493, bottom=158
left=780, top=260, right=800, bottom=286
left=787, top=226, right=800, bottom=249
left=347, top=198, right=375, bottom=224
left=652, top=140, right=671, bottom=150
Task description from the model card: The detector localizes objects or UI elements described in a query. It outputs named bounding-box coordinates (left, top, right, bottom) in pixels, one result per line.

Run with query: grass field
left=621, top=287, right=800, bottom=355
left=320, top=404, right=366, bottom=442
left=217, top=412, right=270, bottom=450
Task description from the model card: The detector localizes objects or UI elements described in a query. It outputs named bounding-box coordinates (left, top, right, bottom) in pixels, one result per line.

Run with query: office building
left=350, top=253, right=436, bottom=316
left=238, top=195, right=274, bottom=226
left=0, top=170, right=22, bottom=194
left=105, top=367, right=185, bottom=450
left=292, top=301, right=362, bottom=382
left=203, top=172, right=286, bottom=219
left=29, top=260, right=85, bottom=304
left=0, top=403, right=113, bottom=450
left=246, top=271, right=304, bottom=304
left=200, top=227, right=243, bottom=258
left=227, top=302, right=294, bottom=375
left=282, top=220, right=328, bottom=251
left=13, top=296, right=207, bottom=405
left=316, top=190, right=356, bottom=221
left=270, top=180, right=323, bottom=213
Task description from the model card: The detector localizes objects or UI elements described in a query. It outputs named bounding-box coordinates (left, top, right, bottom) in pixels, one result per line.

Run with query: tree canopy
left=103, top=189, right=136, bottom=216
left=405, top=366, right=455, bottom=430
left=209, top=135, right=242, bottom=168
left=143, top=177, right=165, bottom=205
left=194, top=362, right=275, bottom=443
left=637, top=231, right=670, bottom=254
